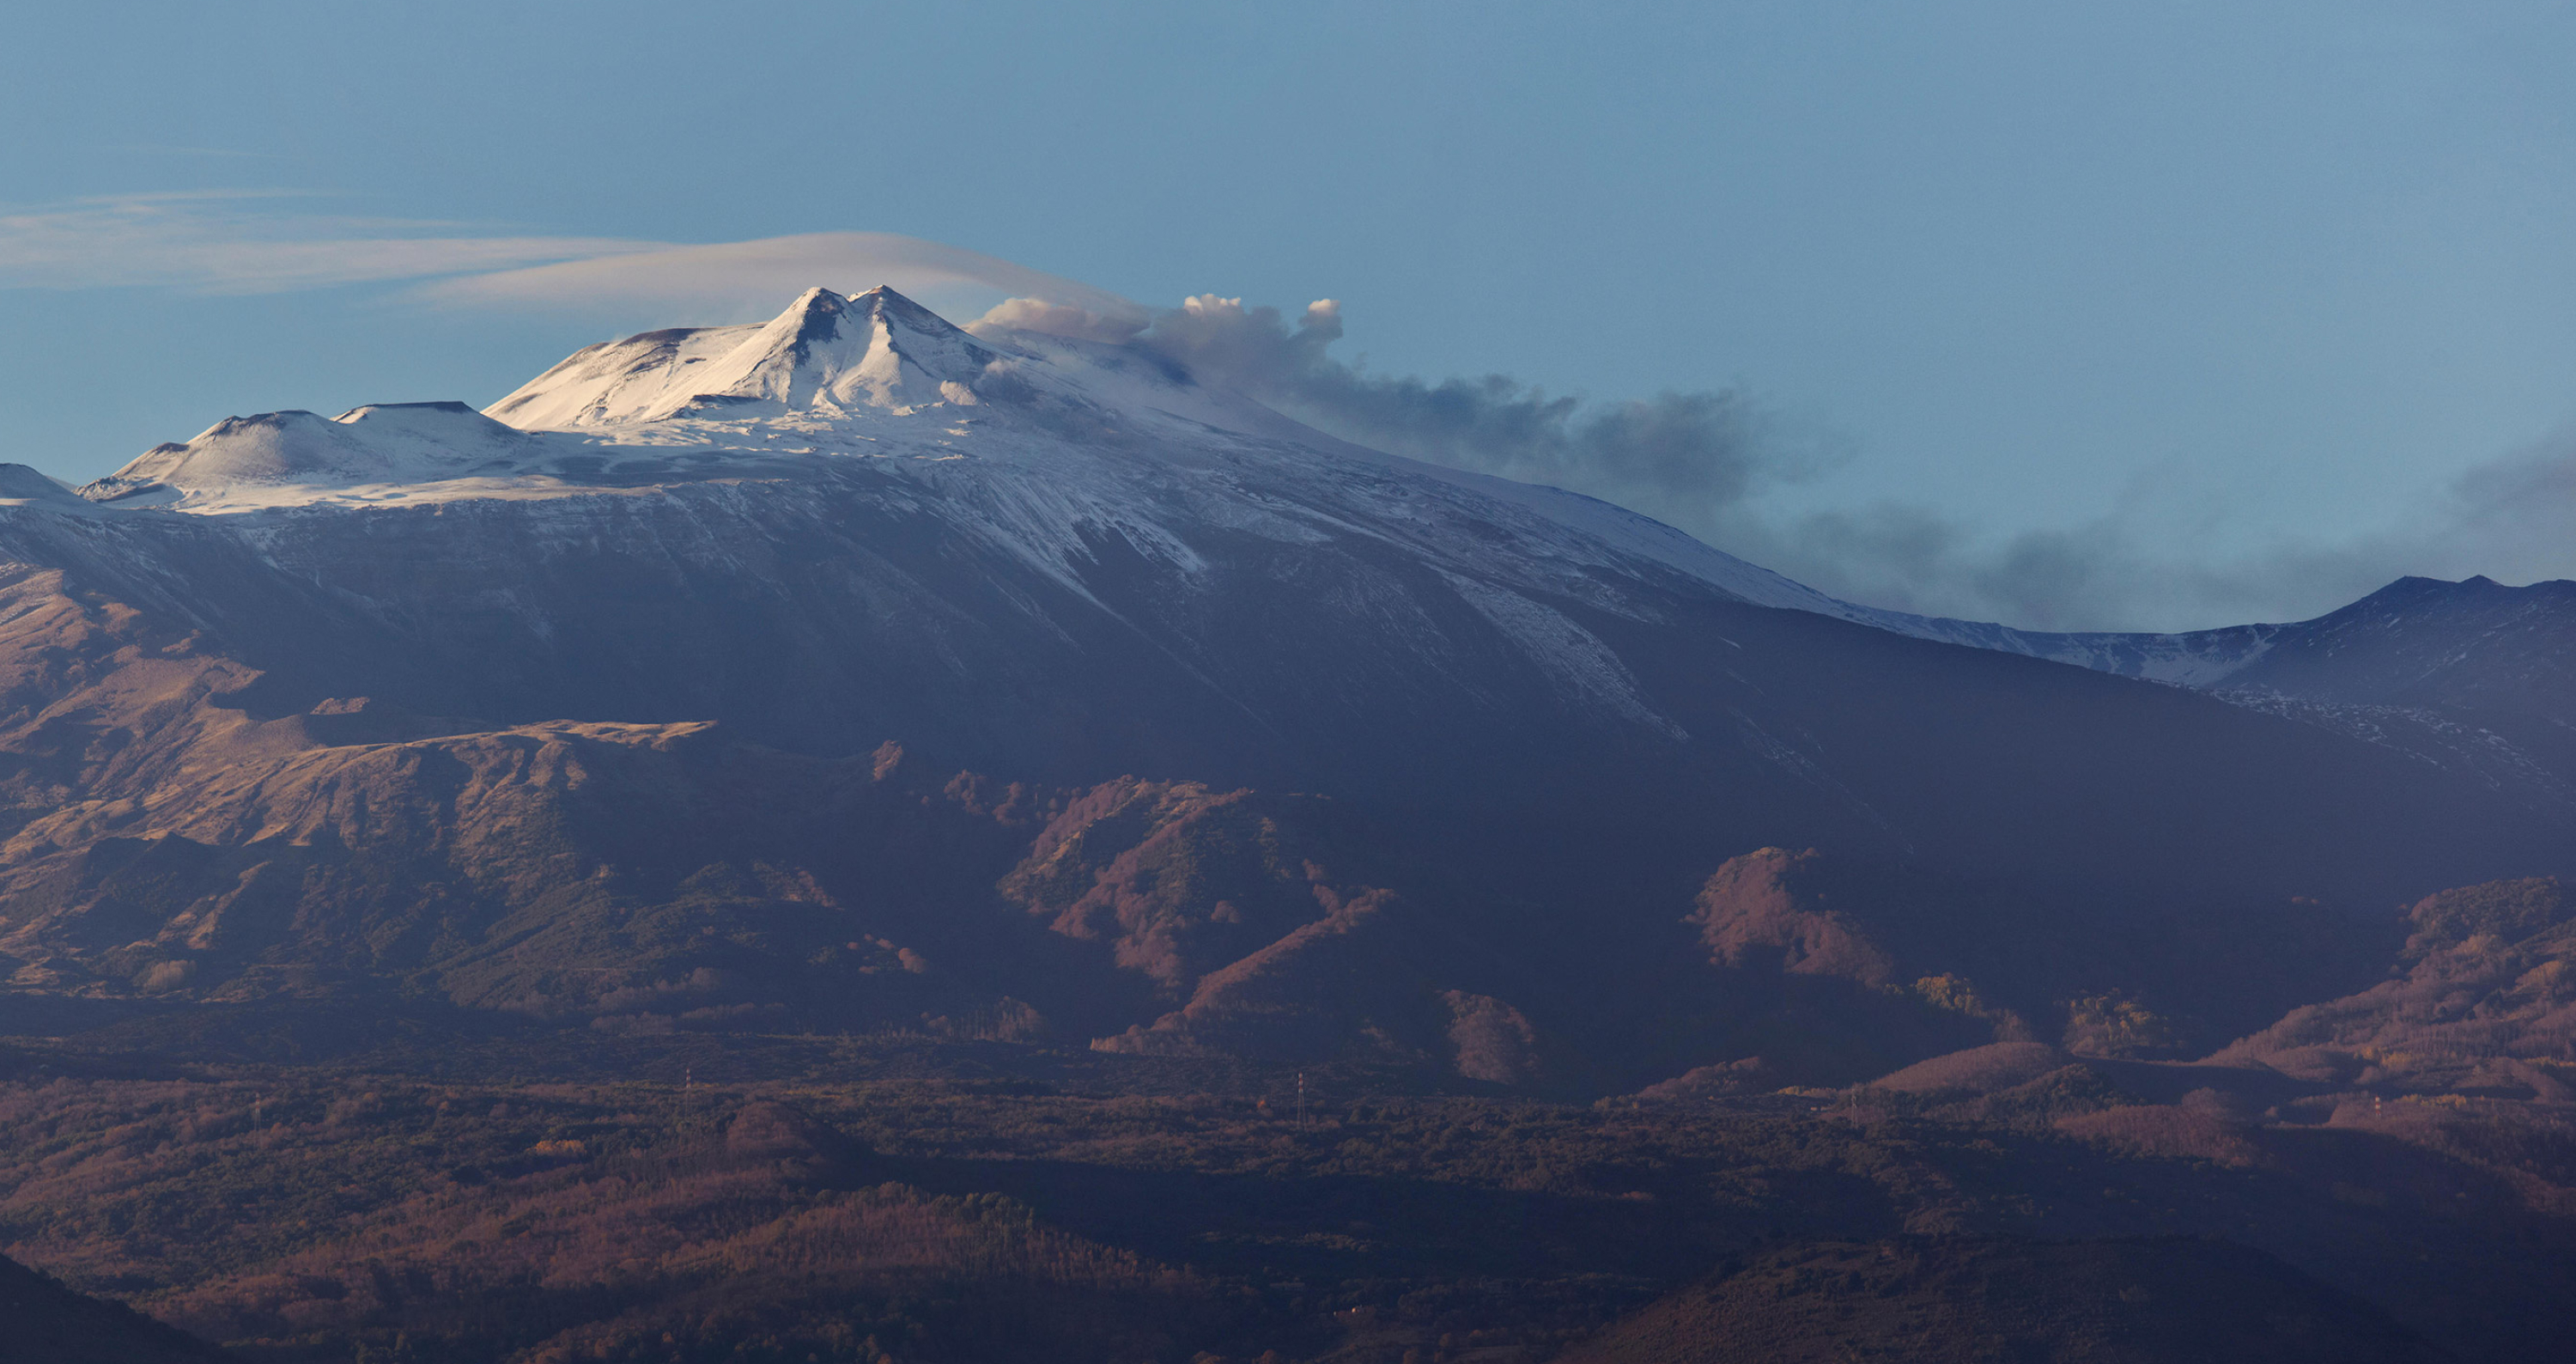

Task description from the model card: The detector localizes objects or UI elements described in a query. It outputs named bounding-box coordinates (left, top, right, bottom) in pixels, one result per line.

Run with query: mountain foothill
left=0, top=285, right=2568, bottom=1362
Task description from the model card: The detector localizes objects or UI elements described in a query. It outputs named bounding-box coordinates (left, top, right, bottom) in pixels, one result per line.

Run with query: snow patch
left=1443, top=572, right=1684, bottom=738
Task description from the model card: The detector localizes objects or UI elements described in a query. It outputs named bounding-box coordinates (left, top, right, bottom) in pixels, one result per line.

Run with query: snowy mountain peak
left=52, top=286, right=1948, bottom=631
left=80, top=401, right=535, bottom=508
left=0, top=464, right=82, bottom=508
left=484, top=283, right=1001, bottom=429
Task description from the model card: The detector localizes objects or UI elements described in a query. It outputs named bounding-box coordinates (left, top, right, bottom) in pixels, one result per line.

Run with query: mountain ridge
left=1941, top=573, right=2576, bottom=794
left=0, top=284, right=2566, bottom=1093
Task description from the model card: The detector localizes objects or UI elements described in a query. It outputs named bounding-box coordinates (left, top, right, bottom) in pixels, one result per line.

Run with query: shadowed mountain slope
left=0, top=288, right=2567, bottom=1090
left=0, top=1251, right=234, bottom=1363
left=1939, top=574, right=2576, bottom=794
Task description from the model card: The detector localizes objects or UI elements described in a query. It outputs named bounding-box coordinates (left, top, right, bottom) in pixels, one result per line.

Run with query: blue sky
left=5, top=1, right=2575, bottom=630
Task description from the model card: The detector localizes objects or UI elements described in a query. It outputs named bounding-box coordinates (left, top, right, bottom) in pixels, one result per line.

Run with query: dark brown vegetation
left=2212, top=877, right=2576, bottom=1099
left=1553, top=1237, right=2445, bottom=1364
left=0, top=1004, right=2570, bottom=1364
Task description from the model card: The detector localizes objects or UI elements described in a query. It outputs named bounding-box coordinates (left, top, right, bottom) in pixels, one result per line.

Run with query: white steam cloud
left=967, top=295, right=1148, bottom=344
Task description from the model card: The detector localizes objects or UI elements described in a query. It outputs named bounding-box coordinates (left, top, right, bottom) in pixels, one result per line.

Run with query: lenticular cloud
left=422, top=231, right=1148, bottom=329
left=0, top=192, right=658, bottom=294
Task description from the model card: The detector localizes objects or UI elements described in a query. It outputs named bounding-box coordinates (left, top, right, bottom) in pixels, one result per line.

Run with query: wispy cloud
left=99, top=145, right=292, bottom=160
left=1068, top=289, right=2574, bottom=632
left=1692, top=422, right=2576, bottom=630
left=1123, top=291, right=1845, bottom=526
left=0, top=192, right=661, bottom=293
left=0, top=201, right=1130, bottom=328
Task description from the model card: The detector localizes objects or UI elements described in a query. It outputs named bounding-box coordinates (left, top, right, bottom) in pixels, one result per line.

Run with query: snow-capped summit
left=487, top=284, right=1005, bottom=428
left=81, top=401, right=538, bottom=508
left=62, top=285, right=1891, bottom=631
left=0, top=464, right=85, bottom=508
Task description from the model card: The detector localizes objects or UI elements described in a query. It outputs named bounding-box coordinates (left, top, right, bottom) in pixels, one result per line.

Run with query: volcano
left=0, top=286, right=2561, bottom=1086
